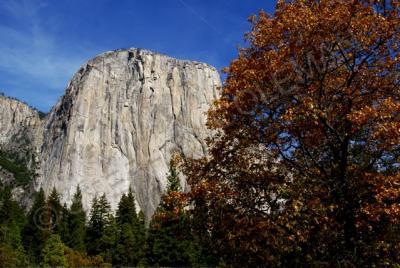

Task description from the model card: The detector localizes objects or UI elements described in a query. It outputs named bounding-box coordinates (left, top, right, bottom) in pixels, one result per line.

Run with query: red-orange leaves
left=181, top=0, right=400, bottom=266
left=361, top=173, right=400, bottom=224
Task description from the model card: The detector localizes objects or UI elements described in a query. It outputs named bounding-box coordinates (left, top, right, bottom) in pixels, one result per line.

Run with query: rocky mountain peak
left=30, top=48, right=221, bottom=218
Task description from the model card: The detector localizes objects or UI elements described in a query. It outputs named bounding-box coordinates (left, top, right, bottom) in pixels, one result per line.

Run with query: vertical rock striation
left=0, top=95, right=42, bottom=154
left=37, top=49, right=221, bottom=218
left=0, top=95, right=43, bottom=203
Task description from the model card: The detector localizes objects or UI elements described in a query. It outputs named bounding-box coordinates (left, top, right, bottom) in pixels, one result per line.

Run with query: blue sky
left=0, top=0, right=276, bottom=111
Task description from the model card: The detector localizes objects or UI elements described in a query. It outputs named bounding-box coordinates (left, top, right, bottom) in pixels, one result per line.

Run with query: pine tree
left=136, top=210, right=147, bottom=266
left=86, top=194, right=117, bottom=263
left=114, top=222, right=134, bottom=266
left=41, top=234, right=68, bottom=268
left=166, top=161, right=180, bottom=192
left=23, top=188, right=50, bottom=264
left=100, top=209, right=117, bottom=264
left=47, top=187, right=63, bottom=234
left=86, top=195, right=101, bottom=256
left=114, top=188, right=146, bottom=266
left=59, top=203, right=71, bottom=244
left=0, top=187, right=15, bottom=225
left=0, top=187, right=26, bottom=229
left=0, top=188, right=28, bottom=267
left=0, top=219, right=24, bottom=252
left=116, top=188, right=138, bottom=226
left=67, top=186, right=86, bottom=252
left=146, top=162, right=200, bottom=267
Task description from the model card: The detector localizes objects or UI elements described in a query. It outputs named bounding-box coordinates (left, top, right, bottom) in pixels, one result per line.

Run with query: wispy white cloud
left=0, top=0, right=91, bottom=89
left=177, top=0, right=219, bottom=33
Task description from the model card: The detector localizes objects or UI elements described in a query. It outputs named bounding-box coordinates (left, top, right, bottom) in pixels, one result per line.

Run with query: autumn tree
left=180, top=0, right=400, bottom=266
left=64, top=247, right=108, bottom=268
left=147, top=162, right=200, bottom=267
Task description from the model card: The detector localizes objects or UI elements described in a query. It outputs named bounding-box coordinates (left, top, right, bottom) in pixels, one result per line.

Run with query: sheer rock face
left=37, top=49, right=221, bottom=218
left=0, top=96, right=42, bottom=203
left=0, top=96, right=43, bottom=166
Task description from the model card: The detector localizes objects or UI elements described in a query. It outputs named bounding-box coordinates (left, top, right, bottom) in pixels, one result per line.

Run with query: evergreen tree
left=0, top=187, right=26, bottom=229
left=116, top=188, right=137, bottom=226
left=0, top=188, right=28, bottom=267
left=86, top=195, right=101, bottom=256
left=41, top=234, right=68, bottom=268
left=114, top=188, right=146, bottom=266
left=67, top=186, right=86, bottom=252
left=146, top=163, right=200, bottom=267
left=100, top=208, right=117, bottom=264
left=59, top=203, right=71, bottom=244
left=0, top=220, right=24, bottom=252
left=0, top=187, right=16, bottom=225
left=23, top=188, right=50, bottom=264
left=114, top=222, right=134, bottom=266
left=166, top=161, right=180, bottom=192
left=86, top=194, right=117, bottom=263
left=136, top=210, right=147, bottom=266
left=47, top=187, right=63, bottom=234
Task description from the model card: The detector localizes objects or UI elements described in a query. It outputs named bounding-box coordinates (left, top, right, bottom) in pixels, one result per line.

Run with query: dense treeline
left=0, top=163, right=213, bottom=267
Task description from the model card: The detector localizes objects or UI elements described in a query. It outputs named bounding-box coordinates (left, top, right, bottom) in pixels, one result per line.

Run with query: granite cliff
left=0, top=95, right=42, bottom=156
left=0, top=95, right=42, bottom=202
left=0, top=49, right=221, bottom=218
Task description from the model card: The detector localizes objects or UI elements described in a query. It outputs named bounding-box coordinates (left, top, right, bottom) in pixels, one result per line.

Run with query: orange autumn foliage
left=151, top=191, right=188, bottom=227
left=180, top=0, right=400, bottom=266
left=64, top=247, right=110, bottom=268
